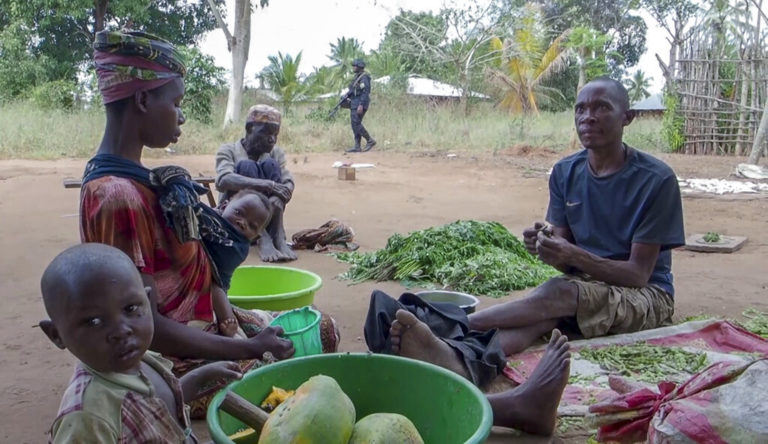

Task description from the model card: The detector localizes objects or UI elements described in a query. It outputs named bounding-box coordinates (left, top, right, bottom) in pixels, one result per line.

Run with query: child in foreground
left=208, top=189, right=272, bottom=337
left=40, top=243, right=243, bottom=443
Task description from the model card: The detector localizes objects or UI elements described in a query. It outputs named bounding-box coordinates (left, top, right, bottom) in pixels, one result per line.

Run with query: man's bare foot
left=259, top=234, right=286, bottom=262
left=274, top=238, right=297, bottom=261
left=218, top=318, right=238, bottom=337
left=488, top=329, right=570, bottom=436
left=389, top=309, right=469, bottom=379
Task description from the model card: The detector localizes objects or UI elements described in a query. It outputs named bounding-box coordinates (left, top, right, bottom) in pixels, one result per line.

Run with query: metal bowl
left=415, top=290, right=480, bottom=314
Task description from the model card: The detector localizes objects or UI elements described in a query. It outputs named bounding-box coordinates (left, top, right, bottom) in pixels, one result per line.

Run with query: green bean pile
left=333, top=220, right=559, bottom=297
left=578, top=342, right=708, bottom=383
left=742, top=309, right=768, bottom=338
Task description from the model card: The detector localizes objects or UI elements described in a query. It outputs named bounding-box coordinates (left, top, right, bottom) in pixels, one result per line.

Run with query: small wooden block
left=337, top=166, right=356, bottom=181
left=684, top=234, right=747, bottom=253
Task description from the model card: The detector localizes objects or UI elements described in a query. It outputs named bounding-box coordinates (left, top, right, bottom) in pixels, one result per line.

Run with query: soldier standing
left=346, top=59, right=376, bottom=152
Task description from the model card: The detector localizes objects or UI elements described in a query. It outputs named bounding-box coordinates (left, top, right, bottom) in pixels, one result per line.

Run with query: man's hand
left=356, top=104, right=364, bottom=116
left=523, top=222, right=546, bottom=255
left=270, top=182, right=292, bottom=202
left=536, top=230, right=573, bottom=269
left=245, top=326, right=295, bottom=360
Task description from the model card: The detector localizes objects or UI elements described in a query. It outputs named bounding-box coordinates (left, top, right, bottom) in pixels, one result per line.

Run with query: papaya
left=348, top=413, right=424, bottom=444
left=258, top=375, right=355, bottom=444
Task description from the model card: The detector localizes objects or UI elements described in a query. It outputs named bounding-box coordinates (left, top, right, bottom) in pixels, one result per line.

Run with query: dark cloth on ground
left=291, top=219, right=358, bottom=252
left=234, top=157, right=283, bottom=183
left=546, top=146, right=685, bottom=296
left=364, top=290, right=506, bottom=388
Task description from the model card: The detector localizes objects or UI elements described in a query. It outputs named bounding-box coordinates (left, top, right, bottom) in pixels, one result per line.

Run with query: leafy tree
left=327, top=37, right=365, bottom=82
left=486, top=4, right=572, bottom=114
left=304, top=65, right=339, bottom=96
left=378, top=10, right=449, bottom=80
left=624, top=70, right=652, bottom=104
left=179, top=47, right=225, bottom=124
left=366, top=49, right=408, bottom=78
left=566, top=27, right=614, bottom=90
left=261, top=51, right=307, bottom=114
left=0, top=0, right=225, bottom=104
left=538, top=0, right=647, bottom=76
left=382, top=0, right=517, bottom=113
left=0, top=21, right=53, bottom=101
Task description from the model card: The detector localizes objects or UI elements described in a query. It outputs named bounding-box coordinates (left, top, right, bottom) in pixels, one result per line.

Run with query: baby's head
left=39, top=243, right=153, bottom=374
left=220, top=189, right=271, bottom=241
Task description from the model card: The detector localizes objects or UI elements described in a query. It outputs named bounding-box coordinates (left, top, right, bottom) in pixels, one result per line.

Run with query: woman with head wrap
left=78, top=31, right=338, bottom=417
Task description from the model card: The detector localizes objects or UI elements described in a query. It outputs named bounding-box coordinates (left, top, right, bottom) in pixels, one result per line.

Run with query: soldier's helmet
left=352, top=59, right=366, bottom=68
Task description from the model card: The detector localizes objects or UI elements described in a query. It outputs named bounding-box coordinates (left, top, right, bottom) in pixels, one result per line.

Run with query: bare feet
left=389, top=309, right=469, bottom=380
left=259, top=232, right=286, bottom=262
left=218, top=318, right=238, bottom=337
left=274, top=237, right=297, bottom=261
left=488, top=329, right=571, bottom=436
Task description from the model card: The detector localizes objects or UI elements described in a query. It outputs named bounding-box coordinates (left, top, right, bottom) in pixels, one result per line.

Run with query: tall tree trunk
left=208, top=0, right=252, bottom=127
left=748, top=101, right=768, bottom=164
left=94, top=0, right=108, bottom=33
left=736, top=64, right=750, bottom=156
left=224, top=0, right=251, bottom=126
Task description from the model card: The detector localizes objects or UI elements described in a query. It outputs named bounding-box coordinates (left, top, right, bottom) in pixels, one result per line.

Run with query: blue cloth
left=82, top=153, right=152, bottom=186
left=545, top=147, right=685, bottom=296
left=198, top=205, right=249, bottom=290
left=234, top=157, right=282, bottom=182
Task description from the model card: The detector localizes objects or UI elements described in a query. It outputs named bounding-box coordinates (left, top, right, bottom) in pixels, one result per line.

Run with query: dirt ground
left=1, top=150, right=766, bottom=443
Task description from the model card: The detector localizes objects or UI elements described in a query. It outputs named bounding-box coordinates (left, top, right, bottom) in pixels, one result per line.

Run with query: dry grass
left=0, top=90, right=667, bottom=160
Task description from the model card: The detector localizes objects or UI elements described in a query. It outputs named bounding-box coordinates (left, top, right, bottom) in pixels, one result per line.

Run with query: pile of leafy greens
left=333, top=220, right=559, bottom=297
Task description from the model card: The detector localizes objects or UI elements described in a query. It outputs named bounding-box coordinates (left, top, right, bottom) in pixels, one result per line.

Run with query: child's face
left=41, top=269, right=154, bottom=374
left=222, top=195, right=270, bottom=241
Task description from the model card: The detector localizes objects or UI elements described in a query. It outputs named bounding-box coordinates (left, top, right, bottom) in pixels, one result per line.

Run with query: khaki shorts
left=558, top=275, right=675, bottom=338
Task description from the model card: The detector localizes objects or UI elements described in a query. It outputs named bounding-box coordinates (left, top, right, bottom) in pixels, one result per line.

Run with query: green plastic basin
left=207, top=353, right=492, bottom=444
left=227, top=265, right=322, bottom=311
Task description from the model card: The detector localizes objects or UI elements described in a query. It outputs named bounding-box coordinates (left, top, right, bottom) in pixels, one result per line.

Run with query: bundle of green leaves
left=578, top=343, right=708, bottom=383
left=333, top=220, right=559, bottom=297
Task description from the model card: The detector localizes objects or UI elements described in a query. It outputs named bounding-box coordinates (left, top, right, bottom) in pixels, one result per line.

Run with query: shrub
left=661, top=92, right=685, bottom=152
left=29, top=80, right=79, bottom=109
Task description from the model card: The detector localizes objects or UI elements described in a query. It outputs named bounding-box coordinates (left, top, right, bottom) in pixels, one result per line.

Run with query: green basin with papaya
left=207, top=353, right=493, bottom=444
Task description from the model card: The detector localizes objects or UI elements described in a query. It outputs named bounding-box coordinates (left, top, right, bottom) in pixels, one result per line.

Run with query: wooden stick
left=219, top=391, right=271, bottom=433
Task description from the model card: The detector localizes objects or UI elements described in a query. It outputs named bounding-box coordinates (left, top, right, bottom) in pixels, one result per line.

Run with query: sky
left=199, top=0, right=670, bottom=94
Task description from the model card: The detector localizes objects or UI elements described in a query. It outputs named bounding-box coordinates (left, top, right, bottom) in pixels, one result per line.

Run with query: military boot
left=362, top=138, right=377, bottom=152
left=346, top=139, right=361, bottom=153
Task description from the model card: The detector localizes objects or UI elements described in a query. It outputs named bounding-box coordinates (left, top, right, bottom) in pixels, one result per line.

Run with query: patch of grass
left=0, top=90, right=667, bottom=159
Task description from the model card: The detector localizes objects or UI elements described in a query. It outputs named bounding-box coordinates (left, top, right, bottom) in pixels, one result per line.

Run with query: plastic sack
left=587, top=358, right=768, bottom=443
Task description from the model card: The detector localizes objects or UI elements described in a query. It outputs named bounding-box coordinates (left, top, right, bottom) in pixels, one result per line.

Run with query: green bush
left=661, top=92, right=685, bottom=152
left=29, top=80, right=79, bottom=109
left=179, top=47, right=226, bottom=124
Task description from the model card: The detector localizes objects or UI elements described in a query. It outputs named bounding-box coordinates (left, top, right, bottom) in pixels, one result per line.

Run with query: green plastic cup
left=269, top=306, right=322, bottom=357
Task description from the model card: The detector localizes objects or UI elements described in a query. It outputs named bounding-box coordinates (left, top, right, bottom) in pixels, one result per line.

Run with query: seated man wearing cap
left=215, top=105, right=297, bottom=262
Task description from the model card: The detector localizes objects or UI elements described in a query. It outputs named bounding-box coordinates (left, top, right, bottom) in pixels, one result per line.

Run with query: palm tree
left=485, top=5, right=572, bottom=114
left=260, top=51, right=306, bottom=114
left=625, top=70, right=652, bottom=104
left=328, top=37, right=365, bottom=86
